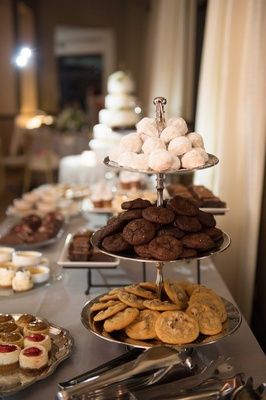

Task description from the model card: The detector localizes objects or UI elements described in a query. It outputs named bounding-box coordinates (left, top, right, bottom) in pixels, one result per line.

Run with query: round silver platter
left=91, top=231, right=231, bottom=264
left=0, top=314, right=74, bottom=396
left=104, top=154, right=219, bottom=175
left=81, top=294, right=241, bottom=350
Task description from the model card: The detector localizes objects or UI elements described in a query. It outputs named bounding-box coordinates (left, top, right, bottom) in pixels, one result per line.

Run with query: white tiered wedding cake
left=90, top=71, right=141, bottom=162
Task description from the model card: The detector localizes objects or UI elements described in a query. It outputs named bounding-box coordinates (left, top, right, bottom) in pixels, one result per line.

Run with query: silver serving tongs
left=56, top=346, right=192, bottom=399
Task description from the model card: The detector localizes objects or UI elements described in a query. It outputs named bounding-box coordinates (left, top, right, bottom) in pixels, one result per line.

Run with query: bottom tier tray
left=81, top=294, right=241, bottom=350
left=91, top=232, right=231, bottom=264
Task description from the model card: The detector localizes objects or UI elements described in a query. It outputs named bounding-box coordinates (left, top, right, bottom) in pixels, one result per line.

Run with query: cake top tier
left=107, top=71, right=135, bottom=94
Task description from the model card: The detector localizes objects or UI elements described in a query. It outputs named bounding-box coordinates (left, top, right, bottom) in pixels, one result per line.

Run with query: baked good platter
left=104, top=154, right=219, bottom=175
left=0, top=279, right=51, bottom=298
left=58, top=233, right=120, bottom=268
left=90, top=231, right=231, bottom=264
left=81, top=294, right=241, bottom=350
left=0, top=229, right=64, bottom=251
left=0, top=314, right=74, bottom=396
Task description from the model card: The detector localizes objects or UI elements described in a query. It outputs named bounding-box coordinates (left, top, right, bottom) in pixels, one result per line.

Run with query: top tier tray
left=104, top=154, right=219, bottom=176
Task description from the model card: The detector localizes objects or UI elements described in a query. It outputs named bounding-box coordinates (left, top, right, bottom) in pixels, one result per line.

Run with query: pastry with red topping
left=24, top=333, right=51, bottom=354
left=19, top=345, right=48, bottom=374
left=0, top=344, right=20, bottom=374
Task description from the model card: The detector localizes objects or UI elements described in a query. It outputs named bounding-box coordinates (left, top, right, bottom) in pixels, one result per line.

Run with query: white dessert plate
left=0, top=314, right=74, bottom=396
left=58, top=233, right=120, bottom=268
left=199, top=207, right=230, bottom=215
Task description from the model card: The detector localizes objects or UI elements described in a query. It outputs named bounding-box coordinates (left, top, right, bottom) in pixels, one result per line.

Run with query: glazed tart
left=0, top=344, right=20, bottom=374
left=16, top=314, right=36, bottom=329
left=24, top=334, right=51, bottom=353
left=23, top=321, right=49, bottom=336
left=0, top=332, right=24, bottom=348
left=0, top=322, right=20, bottom=334
left=19, top=345, right=48, bottom=374
left=0, top=314, right=14, bottom=325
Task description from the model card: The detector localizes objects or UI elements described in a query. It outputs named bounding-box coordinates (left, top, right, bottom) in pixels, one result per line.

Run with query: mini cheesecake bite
left=19, top=345, right=48, bottom=374
left=24, top=334, right=51, bottom=353
left=0, top=344, right=20, bottom=374
left=23, top=320, right=49, bottom=336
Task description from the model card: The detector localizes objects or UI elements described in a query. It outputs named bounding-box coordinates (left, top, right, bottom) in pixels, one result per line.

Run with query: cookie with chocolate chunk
left=167, top=195, right=198, bottom=216
left=148, top=235, right=183, bottom=261
left=142, top=206, right=175, bottom=224
left=121, top=198, right=151, bottom=210
left=95, top=219, right=125, bottom=242
left=174, top=215, right=202, bottom=232
left=182, top=233, right=215, bottom=251
left=122, top=219, right=156, bottom=246
left=157, top=226, right=184, bottom=239
left=134, top=243, right=152, bottom=259
left=204, top=227, right=223, bottom=241
left=102, top=233, right=131, bottom=252
left=197, top=210, right=216, bottom=228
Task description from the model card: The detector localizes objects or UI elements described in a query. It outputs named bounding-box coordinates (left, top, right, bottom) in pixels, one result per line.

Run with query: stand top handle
left=153, top=97, right=167, bottom=134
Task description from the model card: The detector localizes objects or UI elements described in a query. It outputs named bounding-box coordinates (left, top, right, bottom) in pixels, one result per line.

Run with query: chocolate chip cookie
left=122, top=218, right=156, bottom=245
left=182, top=233, right=215, bottom=251
left=102, top=233, right=131, bottom=252
left=197, top=210, right=216, bottom=228
left=167, top=195, right=198, bottom=216
left=142, top=206, right=175, bottom=224
left=174, top=215, right=202, bottom=232
left=148, top=235, right=183, bottom=261
left=96, top=219, right=125, bottom=242
left=121, top=198, right=152, bottom=210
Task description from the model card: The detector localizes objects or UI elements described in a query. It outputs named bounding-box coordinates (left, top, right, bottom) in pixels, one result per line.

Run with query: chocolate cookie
left=167, top=196, right=198, bottom=216
left=96, top=219, right=125, bottom=242
left=174, top=216, right=202, bottom=232
left=148, top=235, right=183, bottom=261
left=142, top=206, right=175, bottom=224
left=204, top=227, right=223, bottom=241
left=119, top=209, right=143, bottom=221
left=157, top=226, right=184, bottom=239
left=121, top=198, right=152, bottom=210
left=197, top=210, right=216, bottom=228
left=182, top=233, right=215, bottom=251
left=179, top=248, right=198, bottom=258
left=102, top=233, right=131, bottom=252
left=122, top=219, right=156, bottom=245
left=134, top=244, right=152, bottom=259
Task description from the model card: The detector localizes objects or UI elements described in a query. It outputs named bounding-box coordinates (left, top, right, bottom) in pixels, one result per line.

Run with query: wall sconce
left=15, top=46, right=32, bottom=68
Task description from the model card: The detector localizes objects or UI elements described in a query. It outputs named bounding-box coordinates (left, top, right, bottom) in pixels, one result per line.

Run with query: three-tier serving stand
left=82, top=96, right=241, bottom=350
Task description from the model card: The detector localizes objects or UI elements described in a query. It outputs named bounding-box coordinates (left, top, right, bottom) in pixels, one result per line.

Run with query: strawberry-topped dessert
left=24, top=333, right=51, bottom=353
left=19, top=345, right=48, bottom=373
left=0, top=344, right=20, bottom=373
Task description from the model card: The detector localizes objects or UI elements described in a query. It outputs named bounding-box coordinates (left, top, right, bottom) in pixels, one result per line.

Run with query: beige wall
left=37, top=0, right=150, bottom=114
left=0, top=0, right=17, bottom=116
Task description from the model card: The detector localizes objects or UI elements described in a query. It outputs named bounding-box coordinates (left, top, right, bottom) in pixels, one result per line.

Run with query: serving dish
left=58, top=233, right=120, bottom=268
left=81, top=294, right=241, bottom=350
left=0, top=314, right=74, bottom=396
left=0, top=229, right=64, bottom=251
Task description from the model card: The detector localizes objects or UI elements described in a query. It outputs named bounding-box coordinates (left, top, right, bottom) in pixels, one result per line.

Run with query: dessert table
left=1, top=216, right=266, bottom=399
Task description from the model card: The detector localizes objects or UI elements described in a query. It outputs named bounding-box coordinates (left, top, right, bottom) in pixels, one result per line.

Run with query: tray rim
left=104, top=154, right=219, bottom=175
left=81, top=294, right=242, bottom=350
left=91, top=231, right=231, bottom=264
left=58, top=233, right=120, bottom=268
left=0, top=314, right=74, bottom=396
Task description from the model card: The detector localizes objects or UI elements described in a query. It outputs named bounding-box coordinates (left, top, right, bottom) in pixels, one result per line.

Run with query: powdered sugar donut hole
left=136, top=117, right=159, bottom=138
left=187, top=132, right=204, bottom=148
left=118, top=152, right=138, bottom=168
left=148, top=149, right=173, bottom=172
left=119, top=133, right=143, bottom=153
left=167, top=117, right=188, bottom=135
left=142, top=137, right=166, bottom=155
left=181, top=149, right=205, bottom=169
left=168, top=136, right=192, bottom=156
left=131, top=153, right=149, bottom=170
left=160, top=126, right=182, bottom=144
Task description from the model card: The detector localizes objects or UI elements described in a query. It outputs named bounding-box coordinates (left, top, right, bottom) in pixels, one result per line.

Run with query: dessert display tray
left=0, top=280, right=51, bottom=298
left=81, top=294, right=241, bottom=350
left=0, top=314, right=74, bottom=396
left=0, top=229, right=64, bottom=251
left=58, top=233, right=120, bottom=268
left=91, top=231, right=231, bottom=264
left=104, top=154, right=219, bottom=175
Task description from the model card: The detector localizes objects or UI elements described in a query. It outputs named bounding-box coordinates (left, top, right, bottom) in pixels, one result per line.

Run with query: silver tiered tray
left=81, top=294, right=242, bottom=350
left=104, top=153, right=219, bottom=175
left=91, top=231, right=231, bottom=264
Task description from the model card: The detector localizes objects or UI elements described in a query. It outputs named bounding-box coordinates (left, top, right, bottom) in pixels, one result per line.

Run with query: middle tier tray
left=91, top=231, right=231, bottom=264
left=104, top=154, right=219, bottom=175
